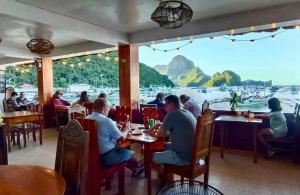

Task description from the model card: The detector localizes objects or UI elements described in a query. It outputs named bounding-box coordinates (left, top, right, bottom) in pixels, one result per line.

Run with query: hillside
left=153, top=65, right=168, bottom=75
left=5, top=52, right=174, bottom=88
left=156, top=55, right=210, bottom=87
left=205, top=70, right=242, bottom=87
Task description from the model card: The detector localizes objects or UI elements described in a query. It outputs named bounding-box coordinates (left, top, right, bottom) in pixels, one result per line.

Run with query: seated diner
left=16, top=92, right=28, bottom=105
left=147, top=92, right=165, bottom=108
left=179, top=94, right=201, bottom=118
left=6, top=92, right=21, bottom=111
left=86, top=98, right=144, bottom=176
left=150, top=95, right=197, bottom=166
left=72, top=91, right=90, bottom=106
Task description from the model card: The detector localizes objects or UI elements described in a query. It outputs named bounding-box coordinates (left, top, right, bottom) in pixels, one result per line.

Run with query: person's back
left=269, top=111, right=287, bottom=138
left=148, top=92, right=165, bottom=108
left=162, top=109, right=196, bottom=163
left=183, top=99, right=201, bottom=118
left=86, top=112, right=121, bottom=155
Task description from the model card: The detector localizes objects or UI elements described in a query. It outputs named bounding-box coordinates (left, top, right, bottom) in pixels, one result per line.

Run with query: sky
left=139, top=29, right=300, bottom=85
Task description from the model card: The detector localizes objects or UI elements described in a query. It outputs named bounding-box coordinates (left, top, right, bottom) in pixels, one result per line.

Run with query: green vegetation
left=5, top=52, right=174, bottom=88
left=205, top=70, right=242, bottom=87
left=176, top=67, right=210, bottom=87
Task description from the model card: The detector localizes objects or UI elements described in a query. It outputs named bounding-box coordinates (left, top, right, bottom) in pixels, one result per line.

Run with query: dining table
left=0, top=165, right=66, bottom=195
left=215, top=115, right=263, bottom=163
left=1, top=111, right=43, bottom=152
left=126, top=123, right=158, bottom=195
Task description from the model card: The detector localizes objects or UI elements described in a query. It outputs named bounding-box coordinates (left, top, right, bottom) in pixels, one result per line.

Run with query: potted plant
left=229, top=92, right=240, bottom=111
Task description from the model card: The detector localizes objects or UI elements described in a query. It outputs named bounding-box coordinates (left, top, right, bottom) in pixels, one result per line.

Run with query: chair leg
left=204, top=173, right=209, bottom=184
left=23, top=131, right=26, bottom=148
left=180, top=176, right=184, bottom=185
left=17, top=132, right=21, bottom=149
left=118, top=168, right=125, bottom=195
left=104, top=177, right=112, bottom=190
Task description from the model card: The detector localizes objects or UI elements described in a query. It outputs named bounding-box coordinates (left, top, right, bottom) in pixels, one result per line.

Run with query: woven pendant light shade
left=26, top=39, right=54, bottom=54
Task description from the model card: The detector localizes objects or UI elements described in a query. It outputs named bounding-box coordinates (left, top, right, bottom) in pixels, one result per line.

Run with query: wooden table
left=0, top=123, right=7, bottom=165
left=2, top=111, right=43, bottom=152
left=127, top=124, right=158, bottom=195
left=215, top=115, right=262, bottom=163
left=0, top=165, right=65, bottom=195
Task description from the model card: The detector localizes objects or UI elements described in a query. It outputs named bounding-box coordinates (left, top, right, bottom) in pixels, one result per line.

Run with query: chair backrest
left=5, top=86, right=15, bottom=100
left=55, top=120, right=89, bottom=195
left=70, top=104, right=87, bottom=119
left=191, top=109, right=215, bottom=166
left=3, top=101, right=14, bottom=112
left=140, top=104, right=157, bottom=112
left=83, top=102, right=94, bottom=115
left=293, top=103, right=300, bottom=119
left=115, top=106, right=132, bottom=123
left=201, top=100, right=209, bottom=114
left=76, top=118, right=101, bottom=195
left=143, top=107, right=159, bottom=120
left=26, top=103, right=43, bottom=113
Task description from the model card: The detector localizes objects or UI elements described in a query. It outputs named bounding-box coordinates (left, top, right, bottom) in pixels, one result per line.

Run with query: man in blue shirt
left=147, top=92, right=165, bottom=108
left=86, top=98, right=143, bottom=176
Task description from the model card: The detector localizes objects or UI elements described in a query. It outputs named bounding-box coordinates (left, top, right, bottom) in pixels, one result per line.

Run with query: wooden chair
left=70, top=104, right=87, bottom=120
left=84, top=102, right=94, bottom=115
left=202, top=100, right=209, bottom=114
left=55, top=120, right=89, bottom=195
left=55, top=106, right=69, bottom=131
left=162, top=109, right=215, bottom=185
left=25, top=104, right=43, bottom=141
left=76, top=118, right=125, bottom=195
left=115, top=106, right=131, bottom=124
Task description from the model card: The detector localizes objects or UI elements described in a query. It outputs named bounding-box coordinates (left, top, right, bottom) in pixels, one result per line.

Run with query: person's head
left=80, top=91, right=89, bottom=103
left=268, top=97, right=282, bottom=112
left=156, top=92, right=165, bottom=101
left=93, top=98, right=110, bottom=116
left=20, top=92, right=25, bottom=98
left=179, top=94, right=190, bottom=104
left=11, top=92, right=18, bottom=99
left=164, top=95, right=180, bottom=112
left=98, top=92, right=107, bottom=99
left=54, top=90, right=63, bottom=98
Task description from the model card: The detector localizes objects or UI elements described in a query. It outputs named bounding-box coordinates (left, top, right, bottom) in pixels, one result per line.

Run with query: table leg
left=220, top=123, right=224, bottom=159
left=144, top=144, right=152, bottom=195
left=253, top=124, right=258, bottom=163
left=39, top=118, right=43, bottom=145
left=5, top=124, right=11, bottom=153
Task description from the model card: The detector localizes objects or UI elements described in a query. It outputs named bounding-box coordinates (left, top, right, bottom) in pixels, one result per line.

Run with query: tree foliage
left=205, top=70, right=242, bottom=87
left=5, top=52, right=174, bottom=88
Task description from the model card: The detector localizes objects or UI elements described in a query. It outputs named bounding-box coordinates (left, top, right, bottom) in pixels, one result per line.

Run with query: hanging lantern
left=26, top=39, right=54, bottom=54
left=151, top=0, right=193, bottom=29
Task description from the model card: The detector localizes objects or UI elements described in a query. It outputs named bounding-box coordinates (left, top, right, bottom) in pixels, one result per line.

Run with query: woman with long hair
left=72, top=91, right=90, bottom=106
left=258, top=97, right=287, bottom=159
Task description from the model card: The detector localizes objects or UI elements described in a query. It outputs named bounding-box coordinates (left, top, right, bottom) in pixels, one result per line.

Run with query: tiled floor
left=8, top=129, right=300, bottom=195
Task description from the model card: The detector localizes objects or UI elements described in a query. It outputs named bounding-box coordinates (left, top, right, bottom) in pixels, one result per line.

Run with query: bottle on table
left=125, top=115, right=132, bottom=134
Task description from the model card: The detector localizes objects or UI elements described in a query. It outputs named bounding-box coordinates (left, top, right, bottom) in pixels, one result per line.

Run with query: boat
left=269, top=86, right=279, bottom=92
left=237, top=91, right=273, bottom=107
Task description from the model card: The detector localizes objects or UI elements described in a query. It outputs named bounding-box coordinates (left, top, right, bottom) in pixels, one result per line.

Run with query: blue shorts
left=153, top=150, right=189, bottom=166
left=101, top=148, right=133, bottom=166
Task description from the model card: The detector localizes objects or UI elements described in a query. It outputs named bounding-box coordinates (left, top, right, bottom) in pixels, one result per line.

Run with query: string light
left=62, top=61, right=67, bottom=65
left=176, top=37, right=181, bottom=41
left=295, top=25, right=300, bottom=29
left=230, top=29, right=235, bottom=36
left=272, top=23, right=277, bottom=28
left=151, top=41, right=155, bottom=45
left=86, top=58, right=91, bottom=62
left=250, top=26, right=255, bottom=31
left=70, top=64, right=74, bottom=67
left=105, top=56, right=110, bottom=61
left=271, top=35, right=275, bottom=40
left=114, top=57, right=118, bottom=62
left=189, top=36, right=193, bottom=41
left=97, top=53, right=102, bottom=57
left=78, top=62, right=82, bottom=66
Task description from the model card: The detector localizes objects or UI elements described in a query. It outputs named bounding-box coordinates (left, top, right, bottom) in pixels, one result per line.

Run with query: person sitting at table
left=147, top=92, right=165, bottom=108
left=179, top=94, right=201, bottom=118
left=6, top=92, right=21, bottom=111
left=72, top=91, right=90, bottom=106
left=150, top=95, right=196, bottom=166
left=257, top=97, right=287, bottom=159
left=49, top=90, right=70, bottom=107
left=86, top=98, right=144, bottom=176
left=16, top=92, right=28, bottom=105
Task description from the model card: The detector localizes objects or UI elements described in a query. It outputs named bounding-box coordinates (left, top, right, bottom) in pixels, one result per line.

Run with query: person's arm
left=107, top=119, right=124, bottom=143
left=149, top=113, right=172, bottom=138
left=255, top=113, right=269, bottom=119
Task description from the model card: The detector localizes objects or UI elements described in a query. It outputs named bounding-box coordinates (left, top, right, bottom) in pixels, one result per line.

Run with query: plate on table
left=132, top=130, right=143, bottom=135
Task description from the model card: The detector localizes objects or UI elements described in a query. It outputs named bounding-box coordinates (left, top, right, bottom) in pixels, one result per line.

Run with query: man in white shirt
left=179, top=95, right=201, bottom=118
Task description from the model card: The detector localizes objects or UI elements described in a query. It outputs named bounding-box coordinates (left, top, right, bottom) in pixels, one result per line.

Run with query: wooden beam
left=119, top=44, right=139, bottom=108
left=37, top=57, right=53, bottom=105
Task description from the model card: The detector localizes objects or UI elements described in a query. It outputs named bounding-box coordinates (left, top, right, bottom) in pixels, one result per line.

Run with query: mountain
left=155, top=55, right=210, bottom=87
left=5, top=52, right=175, bottom=88
left=154, top=65, right=168, bottom=75
left=205, top=70, right=242, bottom=87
